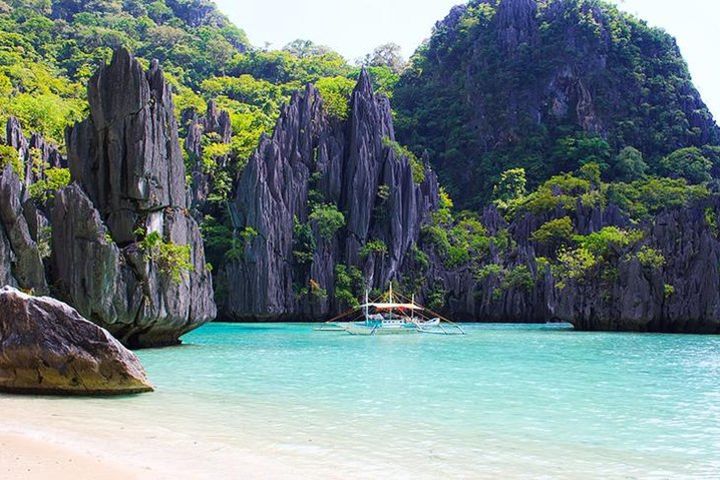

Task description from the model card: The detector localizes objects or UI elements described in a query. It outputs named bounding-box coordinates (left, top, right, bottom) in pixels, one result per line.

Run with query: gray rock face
left=495, top=0, right=538, bottom=52
left=549, top=200, right=720, bottom=333
left=67, top=49, right=187, bottom=245
left=5, top=116, right=27, bottom=160
left=425, top=199, right=720, bottom=334
left=56, top=48, right=216, bottom=347
left=224, top=71, right=439, bottom=320
left=0, top=286, right=153, bottom=395
left=29, top=132, right=66, bottom=170
left=4, top=117, right=65, bottom=186
left=184, top=100, right=233, bottom=209
left=0, top=166, right=47, bottom=294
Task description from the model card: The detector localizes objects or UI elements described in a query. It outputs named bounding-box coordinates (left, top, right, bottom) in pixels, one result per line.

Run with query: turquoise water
left=4, top=323, right=719, bottom=478
left=129, top=323, right=720, bottom=479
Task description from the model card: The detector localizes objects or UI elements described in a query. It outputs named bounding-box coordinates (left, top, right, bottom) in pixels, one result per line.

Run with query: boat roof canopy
left=362, top=303, right=423, bottom=310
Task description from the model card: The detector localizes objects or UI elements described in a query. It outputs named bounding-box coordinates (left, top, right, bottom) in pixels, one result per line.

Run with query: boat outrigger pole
left=364, top=289, right=369, bottom=320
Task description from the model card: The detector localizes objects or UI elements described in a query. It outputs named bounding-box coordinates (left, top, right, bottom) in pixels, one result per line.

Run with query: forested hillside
left=3, top=0, right=720, bottom=332
left=0, top=0, right=398, bottom=171
left=394, top=0, right=720, bottom=207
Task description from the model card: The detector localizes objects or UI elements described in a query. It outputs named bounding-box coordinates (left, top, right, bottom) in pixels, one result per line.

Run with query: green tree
left=660, top=147, right=712, bottom=184
left=493, top=168, right=527, bottom=205
left=28, top=167, right=71, bottom=203
left=283, top=39, right=331, bottom=58
left=360, top=43, right=406, bottom=73
left=359, top=239, right=388, bottom=259
left=334, top=264, right=364, bottom=307
left=0, top=145, right=24, bottom=180
left=553, top=135, right=611, bottom=172
left=610, top=146, right=648, bottom=182
left=315, top=76, right=355, bottom=119
left=531, top=217, right=575, bottom=253
left=574, top=227, right=643, bottom=260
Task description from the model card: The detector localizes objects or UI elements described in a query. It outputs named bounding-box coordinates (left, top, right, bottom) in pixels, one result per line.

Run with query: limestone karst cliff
left=0, top=165, right=47, bottom=294
left=222, top=70, right=439, bottom=320
left=52, top=48, right=216, bottom=347
left=186, top=62, right=720, bottom=334
left=394, top=0, right=720, bottom=207
left=1, top=0, right=720, bottom=336
left=420, top=198, right=720, bottom=334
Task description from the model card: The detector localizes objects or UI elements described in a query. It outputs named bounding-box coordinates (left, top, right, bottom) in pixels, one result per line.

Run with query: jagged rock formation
left=551, top=200, right=720, bottom=333
left=223, top=71, right=439, bottom=320
left=422, top=198, right=720, bottom=334
left=394, top=0, right=720, bottom=206
left=220, top=66, right=720, bottom=333
left=5, top=117, right=65, bottom=186
left=0, top=166, right=47, bottom=294
left=54, top=48, right=215, bottom=347
left=183, top=100, right=233, bottom=209
left=0, top=286, right=153, bottom=395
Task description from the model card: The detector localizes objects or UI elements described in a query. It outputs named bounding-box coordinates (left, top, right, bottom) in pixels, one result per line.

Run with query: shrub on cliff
left=28, top=167, right=71, bottom=203
left=574, top=227, right=643, bottom=260
left=309, top=203, right=345, bottom=240
left=531, top=217, right=575, bottom=252
left=659, top=147, right=713, bottom=184
left=138, top=231, right=194, bottom=283
left=0, top=145, right=24, bottom=179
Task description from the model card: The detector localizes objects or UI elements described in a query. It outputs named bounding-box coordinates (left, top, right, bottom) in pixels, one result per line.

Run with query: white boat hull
left=343, top=323, right=419, bottom=336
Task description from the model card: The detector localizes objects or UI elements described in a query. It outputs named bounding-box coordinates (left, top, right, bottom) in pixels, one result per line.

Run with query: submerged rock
left=0, top=286, right=153, bottom=395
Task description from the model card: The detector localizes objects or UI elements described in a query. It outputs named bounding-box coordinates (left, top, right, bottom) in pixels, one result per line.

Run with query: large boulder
left=0, top=286, right=153, bottom=395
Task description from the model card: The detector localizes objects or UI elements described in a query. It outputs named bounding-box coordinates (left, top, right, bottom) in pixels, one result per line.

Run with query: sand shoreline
left=0, top=424, right=337, bottom=480
left=0, top=432, right=141, bottom=480
left=0, top=396, right=352, bottom=480
left=0, top=424, right=328, bottom=480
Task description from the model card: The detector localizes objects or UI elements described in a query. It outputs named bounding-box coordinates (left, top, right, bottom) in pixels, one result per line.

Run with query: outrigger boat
left=320, top=285, right=465, bottom=336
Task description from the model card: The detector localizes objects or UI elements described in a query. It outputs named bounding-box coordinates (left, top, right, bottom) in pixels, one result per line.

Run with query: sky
left=214, top=0, right=720, bottom=118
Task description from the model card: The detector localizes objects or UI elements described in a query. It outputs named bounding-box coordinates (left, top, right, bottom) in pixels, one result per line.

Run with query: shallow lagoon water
left=3, top=323, right=720, bottom=478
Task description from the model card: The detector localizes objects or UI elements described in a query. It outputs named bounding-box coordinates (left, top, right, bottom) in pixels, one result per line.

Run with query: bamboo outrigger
left=317, top=285, right=465, bottom=336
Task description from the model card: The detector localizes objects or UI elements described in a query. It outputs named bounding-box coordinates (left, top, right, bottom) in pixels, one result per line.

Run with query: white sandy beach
left=0, top=426, right=347, bottom=480
left=0, top=398, right=337, bottom=480
left=0, top=395, right=371, bottom=480
left=0, top=433, right=138, bottom=480
left=0, top=429, right=332, bottom=480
